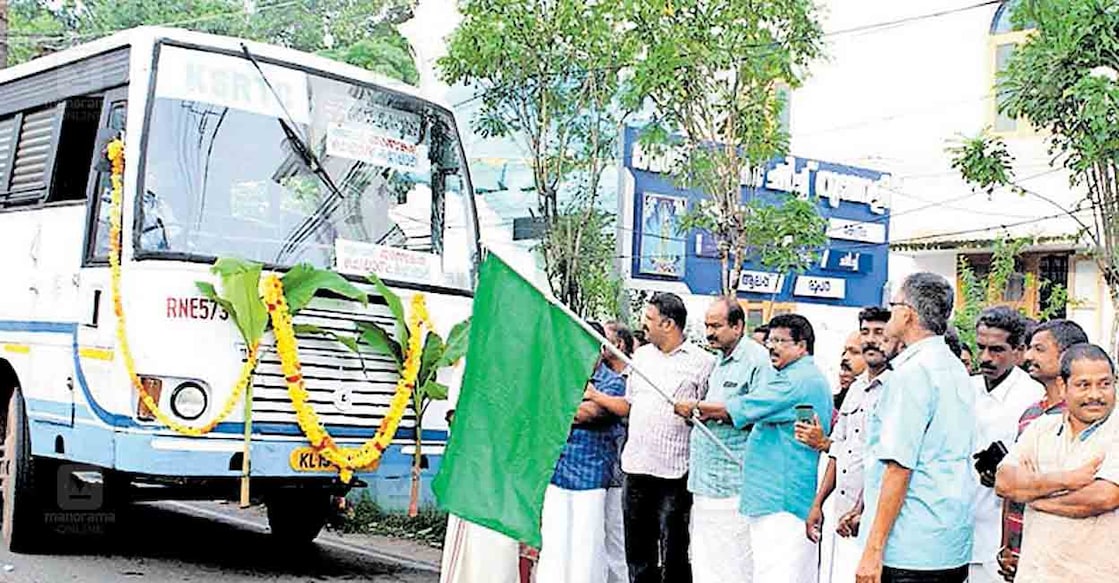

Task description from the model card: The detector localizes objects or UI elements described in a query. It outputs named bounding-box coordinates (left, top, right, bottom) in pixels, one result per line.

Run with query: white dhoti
left=827, top=534, right=862, bottom=583
left=689, top=494, right=753, bottom=583
left=440, top=513, right=520, bottom=583
left=604, top=487, right=628, bottom=583
left=535, top=484, right=608, bottom=583
left=746, top=511, right=818, bottom=583
left=817, top=496, right=838, bottom=583
left=967, top=561, right=1002, bottom=582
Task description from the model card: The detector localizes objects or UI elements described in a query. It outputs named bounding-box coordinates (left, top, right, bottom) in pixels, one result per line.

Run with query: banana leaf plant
left=360, top=273, right=470, bottom=517
left=196, top=259, right=369, bottom=349
left=195, top=259, right=367, bottom=503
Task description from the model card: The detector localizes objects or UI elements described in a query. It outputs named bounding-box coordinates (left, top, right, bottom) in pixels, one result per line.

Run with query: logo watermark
left=46, top=465, right=116, bottom=535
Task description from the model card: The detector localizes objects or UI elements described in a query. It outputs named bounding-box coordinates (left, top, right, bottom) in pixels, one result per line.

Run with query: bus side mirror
left=92, top=128, right=121, bottom=172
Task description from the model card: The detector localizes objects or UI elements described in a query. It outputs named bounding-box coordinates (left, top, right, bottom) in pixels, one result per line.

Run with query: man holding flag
left=585, top=293, right=715, bottom=583
left=535, top=321, right=629, bottom=583
left=434, top=253, right=611, bottom=582
left=679, top=313, right=833, bottom=582
left=672, top=296, right=772, bottom=583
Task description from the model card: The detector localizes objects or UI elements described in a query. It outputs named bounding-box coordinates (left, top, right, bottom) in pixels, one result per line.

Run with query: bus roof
left=0, top=26, right=450, bottom=112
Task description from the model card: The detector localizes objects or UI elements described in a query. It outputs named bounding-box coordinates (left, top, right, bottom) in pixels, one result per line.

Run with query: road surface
left=0, top=501, right=441, bottom=582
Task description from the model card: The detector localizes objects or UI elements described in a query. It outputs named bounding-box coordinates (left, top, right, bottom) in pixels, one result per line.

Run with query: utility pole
left=0, top=0, right=8, bottom=69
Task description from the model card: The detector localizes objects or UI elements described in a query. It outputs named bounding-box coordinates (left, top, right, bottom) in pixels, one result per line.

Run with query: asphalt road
left=0, top=501, right=440, bottom=583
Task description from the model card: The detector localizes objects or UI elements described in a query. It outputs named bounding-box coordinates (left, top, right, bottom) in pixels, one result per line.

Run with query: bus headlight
left=170, top=382, right=208, bottom=421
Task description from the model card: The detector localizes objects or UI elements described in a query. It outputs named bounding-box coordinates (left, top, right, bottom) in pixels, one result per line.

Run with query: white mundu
left=691, top=494, right=753, bottom=583
left=440, top=514, right=520, bottom=583
left=536, top=485, right=609, bottom=583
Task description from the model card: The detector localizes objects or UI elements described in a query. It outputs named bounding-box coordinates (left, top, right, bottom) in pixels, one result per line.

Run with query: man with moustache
left=584, top=293, right=714, bottom=583
left=834, top=331, right=868, bottom=417
left=679, top=314, right=832, bottom=582
left=672, top=297, right=773, bottom=583
left=856, top=273, right=976, bottom=583
left=969, top=307, right=1044, bottom=583
left=995, top=343, right=1119, bottom=580
left=796, top=308, right=893, bottom=583
left=995, top=319, right=1087, bottom=582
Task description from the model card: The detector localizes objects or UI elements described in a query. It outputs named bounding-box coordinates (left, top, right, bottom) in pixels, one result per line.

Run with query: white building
left=790, top=0, right=1114, bottom=345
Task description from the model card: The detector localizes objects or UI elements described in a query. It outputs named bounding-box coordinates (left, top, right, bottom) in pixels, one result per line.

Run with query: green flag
left=432, top=252, right=602, bottom=547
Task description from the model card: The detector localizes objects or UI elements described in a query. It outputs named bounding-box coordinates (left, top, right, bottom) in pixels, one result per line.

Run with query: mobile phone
left=794, top=404, right=815, bottom=424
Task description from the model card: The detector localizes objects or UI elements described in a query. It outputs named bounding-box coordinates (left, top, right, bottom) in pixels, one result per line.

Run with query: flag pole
left=484, top=248, right=743, bottom=469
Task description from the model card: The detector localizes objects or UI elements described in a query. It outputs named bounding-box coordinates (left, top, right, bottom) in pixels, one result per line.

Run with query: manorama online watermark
left=43, top=511, right=117, bottom=536
left=44, top=464, right=118, bottom=534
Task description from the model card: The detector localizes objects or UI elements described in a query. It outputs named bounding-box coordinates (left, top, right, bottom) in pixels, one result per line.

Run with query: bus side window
left=47, top=96, right=106, bottom=203
left=87, top=101, right=127, bottom=261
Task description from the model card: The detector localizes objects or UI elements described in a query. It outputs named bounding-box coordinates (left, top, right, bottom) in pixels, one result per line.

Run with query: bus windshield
left=137, top=45, right=476, bottom=290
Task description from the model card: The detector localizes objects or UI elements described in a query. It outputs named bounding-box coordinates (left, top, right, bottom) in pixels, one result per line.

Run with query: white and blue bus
left=0, top=26, right=479, bottom=550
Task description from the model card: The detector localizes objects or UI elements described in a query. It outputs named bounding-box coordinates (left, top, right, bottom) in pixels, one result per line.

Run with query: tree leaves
left=210, top=257, right=268, bottom=346
left=8, top=0, right=420, bottom=84
left=367, top=273, right=409, bottom=349
left=281, top=263, right=368, bottom=314
left=356, top=321, right=403, bottom=366
left=293, top=323, right=361, bottom=353
left=947, top=132, right=1015, bottom=196
left=418, top=331, right=445, bottom=387
left=418, top=380, right=449, bottom=402
left=623, top=0, right=826, bottom=295
left=195, top=281, right=238, bottom=324
left=440, top=319, right=471, bottom=369
left=438, top=0, right=635, bottom=316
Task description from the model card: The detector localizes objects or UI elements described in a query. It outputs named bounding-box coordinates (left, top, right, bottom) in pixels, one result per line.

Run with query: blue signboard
left=622, top=127, right=892, bottom=308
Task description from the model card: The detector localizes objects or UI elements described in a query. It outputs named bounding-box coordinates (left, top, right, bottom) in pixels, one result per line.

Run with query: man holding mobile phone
left=969, top=307, right=1044, bottom=583
left=797, top=307, right=896, bottom=583
left=678, top=314, right=832, bottom=582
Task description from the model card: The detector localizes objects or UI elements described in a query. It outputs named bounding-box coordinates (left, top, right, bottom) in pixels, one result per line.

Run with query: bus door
left=72, top=86, right=128, bottom=435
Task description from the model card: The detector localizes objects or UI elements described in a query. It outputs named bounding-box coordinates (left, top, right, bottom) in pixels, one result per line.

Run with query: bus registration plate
left=289, top=447, right=335, bottom=472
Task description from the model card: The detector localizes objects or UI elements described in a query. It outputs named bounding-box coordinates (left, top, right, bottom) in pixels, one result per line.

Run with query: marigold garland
left=106, top=138, right=260, bottom=437
left=263, top=274, right=429, bottom=483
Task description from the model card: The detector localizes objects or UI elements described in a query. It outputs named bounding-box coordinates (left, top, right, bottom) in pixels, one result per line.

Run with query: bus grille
left=250, top=298, right=416, bottom=435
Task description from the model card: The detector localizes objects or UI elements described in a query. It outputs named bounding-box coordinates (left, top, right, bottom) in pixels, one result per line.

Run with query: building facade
left=789, top=0, right=1113, bottom=344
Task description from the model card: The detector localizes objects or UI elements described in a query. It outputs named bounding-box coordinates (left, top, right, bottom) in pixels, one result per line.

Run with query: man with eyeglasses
left=856, top=273, right=976, bottom=583
left=678, top=313, right=832, bottom=582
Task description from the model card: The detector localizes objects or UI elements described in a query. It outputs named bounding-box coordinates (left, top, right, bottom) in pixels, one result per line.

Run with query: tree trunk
left=0, top=0, right=8, bottom=70
left=408, top=421, right=422, bottom=517
left=1109, top=285, right=1119, bottom=359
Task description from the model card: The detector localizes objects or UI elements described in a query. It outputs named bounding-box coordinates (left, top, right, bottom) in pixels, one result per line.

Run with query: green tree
left=952, top=237, right=1070, bottom=355
left=625, top=0, right=828, bottom=294
left=438, top=0, right=635, bottom=316
left=7, top=0, right=419, bottom=84
left=947, top=0, right=1119, bottom=350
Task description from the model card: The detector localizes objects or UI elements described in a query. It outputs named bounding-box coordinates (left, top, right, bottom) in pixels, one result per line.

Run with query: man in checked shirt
left=585, top=293, right=715, bottom=583
left=995, top=319, right=1087, bottom=581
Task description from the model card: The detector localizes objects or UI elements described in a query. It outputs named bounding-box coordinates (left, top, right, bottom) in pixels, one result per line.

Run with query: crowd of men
left=441, top=270, right=1119, bottom=583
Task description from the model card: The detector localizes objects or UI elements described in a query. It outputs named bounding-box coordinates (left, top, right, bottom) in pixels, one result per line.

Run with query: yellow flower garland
left=106, top=138, right=260, bottom=437
left=262, top=274, right=428, bottom=483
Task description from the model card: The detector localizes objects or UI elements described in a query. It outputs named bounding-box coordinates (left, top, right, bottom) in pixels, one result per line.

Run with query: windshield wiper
left=238, top=43, right=348, bottom=262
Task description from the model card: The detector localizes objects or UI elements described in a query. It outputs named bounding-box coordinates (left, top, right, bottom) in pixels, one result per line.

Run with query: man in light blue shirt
left=673, top=297, right=773, bottom=583
left=857, top=272, right=977, bottom=583
left=681, top=313, right=832, bottom=582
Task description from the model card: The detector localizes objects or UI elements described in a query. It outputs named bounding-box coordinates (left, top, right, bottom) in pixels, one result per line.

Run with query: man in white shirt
left=797, top=307, right=896, bottom=583
left=969, top=306, right=1044, bottom=582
